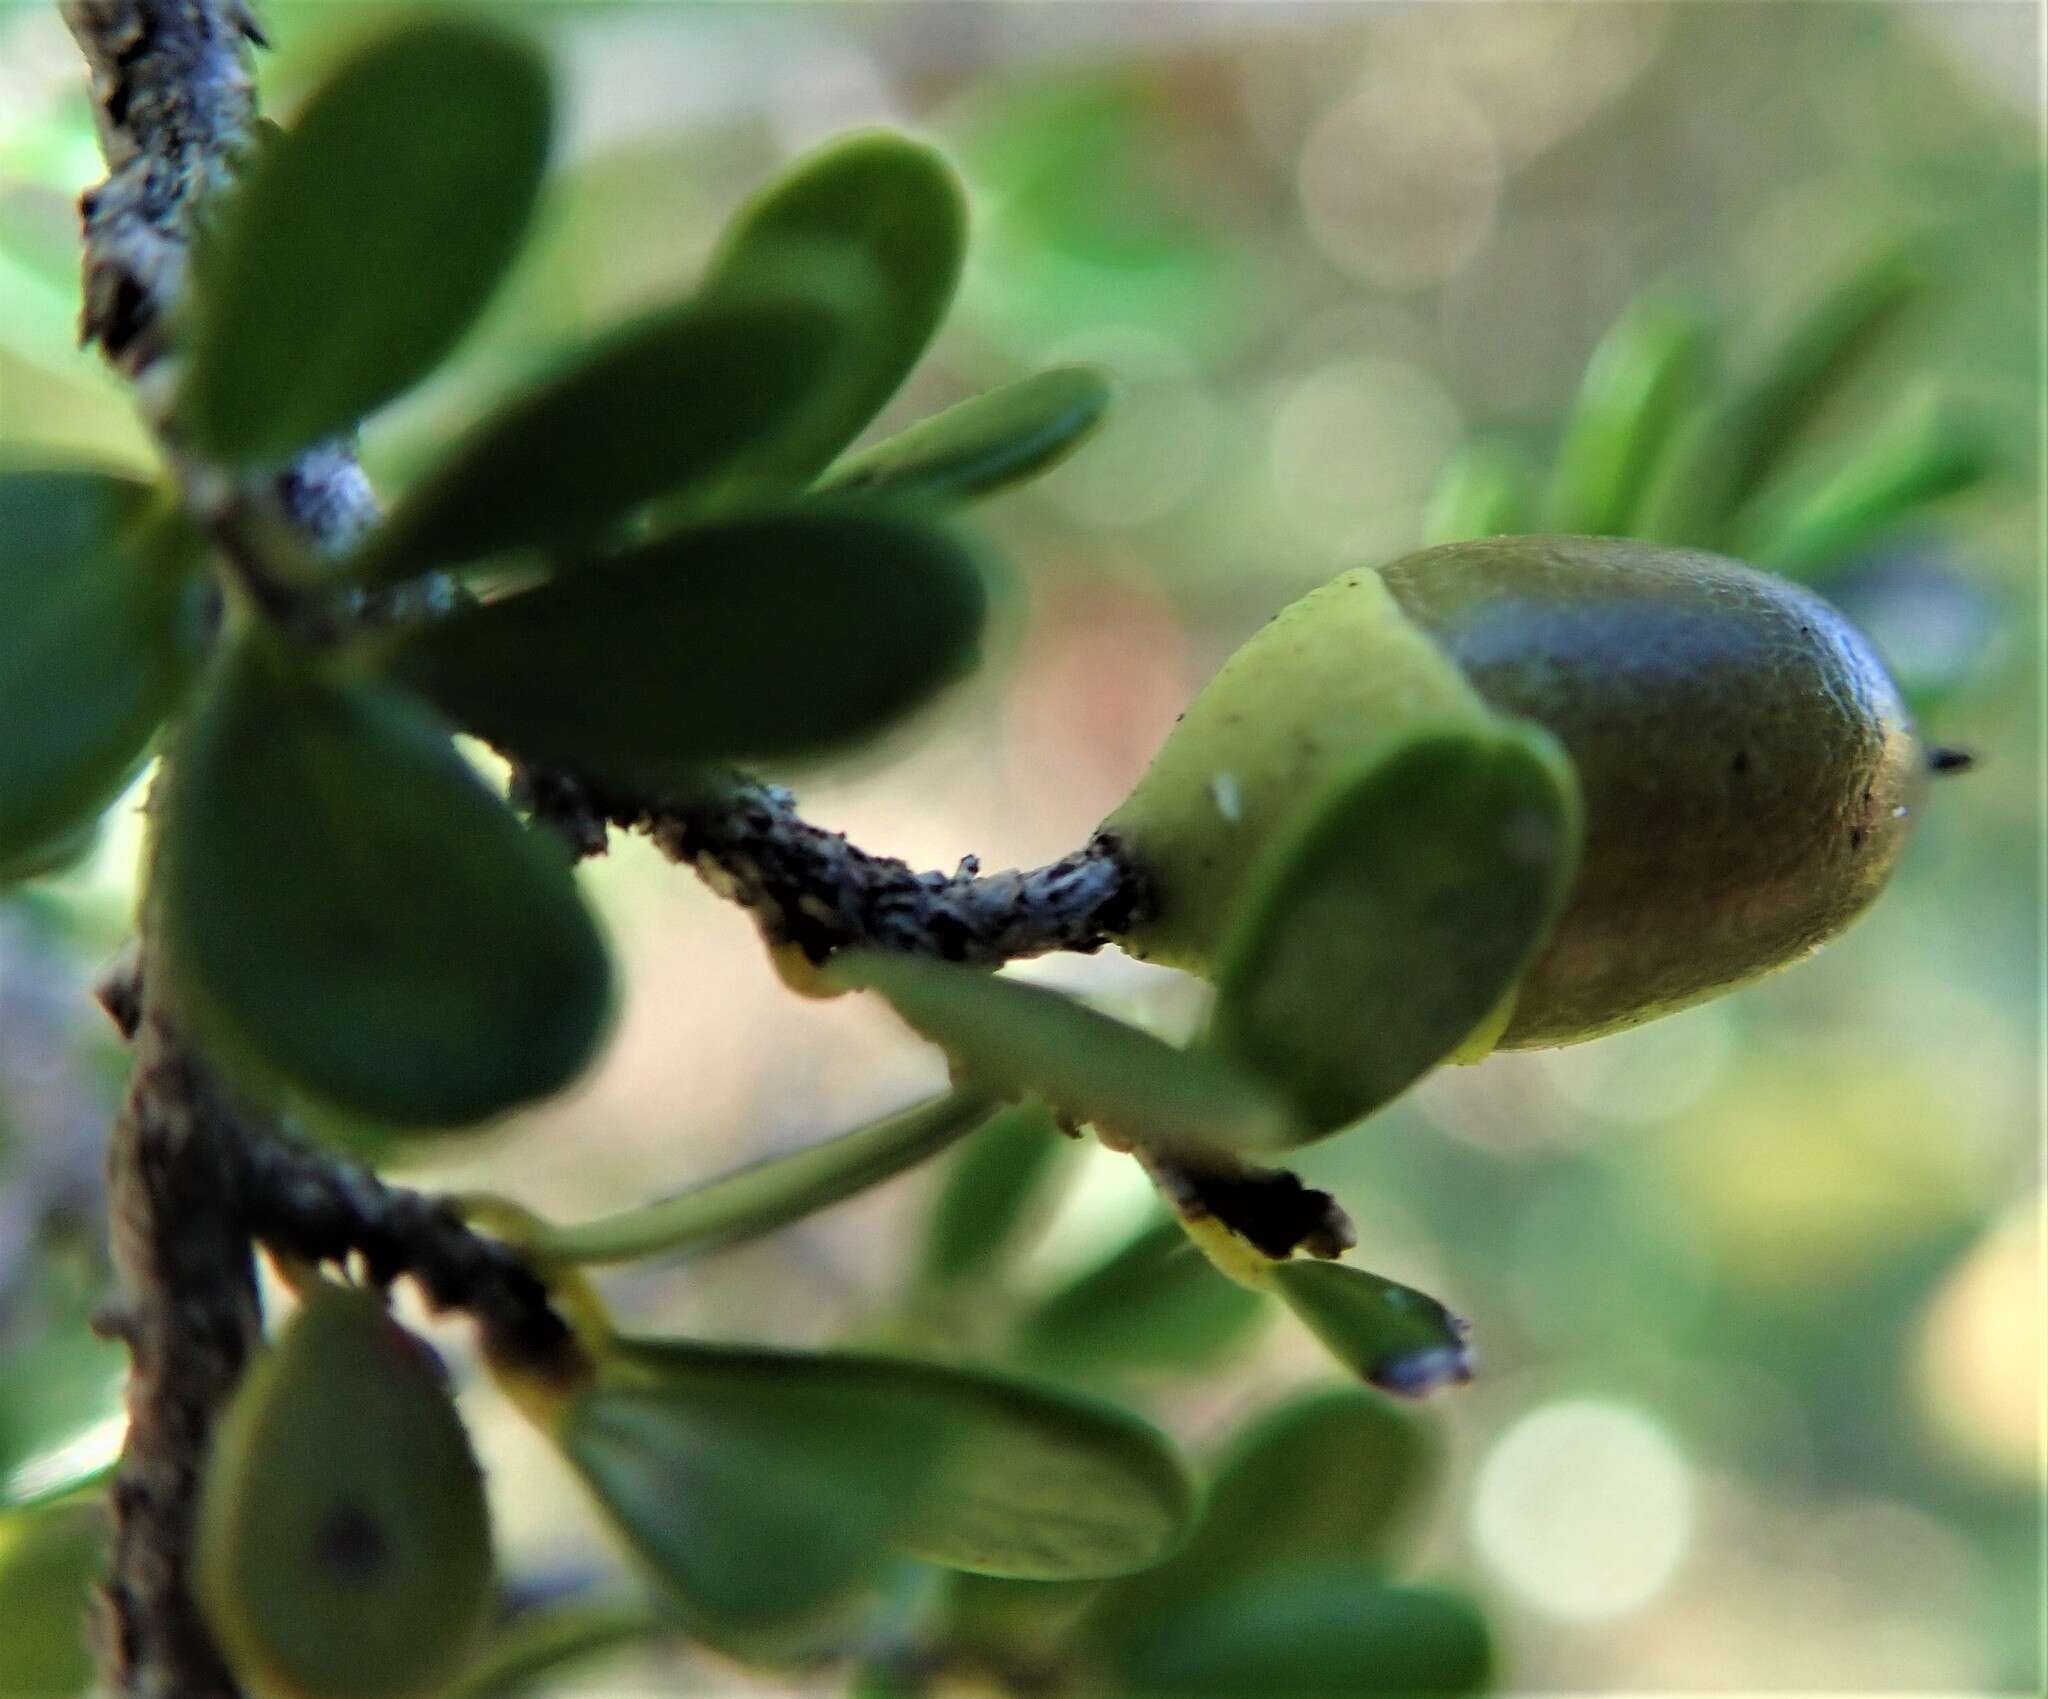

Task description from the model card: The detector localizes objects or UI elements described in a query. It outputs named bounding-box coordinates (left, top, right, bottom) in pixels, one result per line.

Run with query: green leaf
left=0, top=1501, right=104, bottom=1698
left=580, top=1339, right=1195, bottom=1596
left=1266, top=1262, right=1473, bottom=1397
left=446, top=1597, right=661, bottom=1699
left=195, top=1283, right=495, bottom=1699
left=821, top=366, right=1115, bottom=507
left=1696, top=240, right=1930, bottom=528
left=1011, top=1216, right=1263, bottom=1381
left=184, top=19, right=552, bottom=462
left=159, top=634, right=611, bottom=1129
left=382, top=508, right=988, bottom=792
left=1420, top=443, right=1535, bottom=546
left=1108, top=1574, right=1492, bottom=1699
left=526, top=1089, right=997, bottom=1265
left=1086, top=1389, right=1436, bottom=1652
left=350, top=292, right=852, bottom=585
left=829, top=951, right=1298, bottom=1154
left=1208, top=726, right=1581, bottom=1138
left=1543, top=289, right=1714, bottom=536
left=701, top=131, right=968, bottom=486
left=918, top=1102, right=1075, bottom=1293
left=0, top=471, right=205, bottom=877
left=1737, top=396, right=1994, bottom=582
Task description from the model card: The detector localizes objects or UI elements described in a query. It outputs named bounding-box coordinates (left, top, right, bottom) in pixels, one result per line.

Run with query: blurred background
left=1, top=2, right=2041, bottom=1692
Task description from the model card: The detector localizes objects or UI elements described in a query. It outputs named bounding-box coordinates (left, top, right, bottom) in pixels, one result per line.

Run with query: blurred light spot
left=1474, top=1399, right=1692, bottom=1621
left=1266, top=356, right=1460, bottom=557
left=1297, top=76, right=1499, bottom=292
left=766, top=43, right=899, bottom=155
left=1430, top=5, right=1668, bottom=167
left=1036, top=328, right=1222, bottom=529
left=1915, top=1207, right=2045, bottom=1484
left=1538, top=1003, right=1734, bottom=1128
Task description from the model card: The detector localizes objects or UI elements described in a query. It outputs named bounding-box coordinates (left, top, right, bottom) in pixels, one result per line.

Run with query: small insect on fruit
left=1105, top=535, right=1948, bottom=1137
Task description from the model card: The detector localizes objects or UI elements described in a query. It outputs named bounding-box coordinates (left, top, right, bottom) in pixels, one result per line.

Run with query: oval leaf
left=160, top=634, right=611, bottom=1128
left=1267, top=1262, right=1473, bottom=1398
left=829, top=951, right=1298, bottom=1154
left=383, top=509, right=988, bottom=791
left=1110, top=1574, right=1492, bottom=1699
left=821, top=366, right=1115, bottom=507
left=184, top=19, right=552, bottom=462
left=195, top=1283, right=494, bottom=1699
left=1421, top=442, right=1535, bottom=546
left=351, top=293, right=851, bottom=585
left=573, top=1338, right=1195, bottom=1607
left=918, top=1102, right=1075, bottom=1294
left=1208, top=726, right=1582, bottom=1138
left=702, top=131, right=968, bottom=486
left=0, top=471, right=204, bottom=875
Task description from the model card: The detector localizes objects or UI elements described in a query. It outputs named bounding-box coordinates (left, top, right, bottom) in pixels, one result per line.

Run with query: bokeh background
left=1, top=2, right=2041, bottom=1692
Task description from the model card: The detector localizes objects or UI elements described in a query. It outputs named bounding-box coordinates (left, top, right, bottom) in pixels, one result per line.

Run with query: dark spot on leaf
left=1850, top=827, right=1867, bottom=852
left=313, top=1504, right=390, bottom=1585
left=1729, top=749, right=1750, bottom=777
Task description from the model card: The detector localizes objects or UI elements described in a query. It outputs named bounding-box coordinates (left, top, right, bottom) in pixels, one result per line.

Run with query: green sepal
left=183, top=18, right=552, bottom=463
left=1543, top=288, right=1714, bottom=537
left=828, top=951, right=1298, bottom=1154
left=194, top=1283, right=495, bottom=1699
left=1105, top=1573, right=1492, bottom=1699
left=0, top=470, right=206, bottom=878
left=701, top=131, right=968, bottom=487
left=348, top=291, right=853, bottom=585
left=158, top=632, right=612, bottom=1130
left=1208, top=724, right=1582, bottom=1139
left=821, top=365, right=1115, bottom=507
left=1266, top=1261, right=1473, bottom=1397
left=380, top=508, right=989, bottom=792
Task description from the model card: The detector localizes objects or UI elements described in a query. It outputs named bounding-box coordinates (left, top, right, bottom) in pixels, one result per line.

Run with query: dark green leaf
left=918, top=1102, right=1075, bottom=1292
left=0, top=471, right=204, bottom=877
left=1738, top=398, right=1994, bottom=582
left=195, top=1283, right=494, bottom=1699
left=383, top=508, right=988, bottom=791
left=351, top=293, right=851, bottom=585
left=1209, top=726, right=1581, bottom=1138
left=529, top=1089, right=997, bottom=1265
left=1011, top=1217, right=1263, bottom=1381
left=0, top=1501, right=104, bottom=1698
left=821, top=366, right=1115, bottom=507
left=1543, top=290, right=1714, bottom=536
left=587, top=1338, right=1195, bottom=1588
left=701, top=131, right=968, bottom=486
left=1696, top=240, right=1930, bottom=527
left=447, top=1598, right=661, bottom=1699
left=160, top=634, right=611, bottom=1128
left=829, top=951, right=1297, bottom=1154
left=1108, top=1574, right=1492, bottom=1699
left=1266, top=1262, right=1473, bottom=1397
left=1420, top=443, right=1535, bottom=546
left=184, top=19, right=552, bottom=462
left=1087, top=1389, right=1436, bottom=1651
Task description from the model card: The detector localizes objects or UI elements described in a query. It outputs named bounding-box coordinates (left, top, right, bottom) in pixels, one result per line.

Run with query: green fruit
left=1107, top=535, right=1923, bottom=1052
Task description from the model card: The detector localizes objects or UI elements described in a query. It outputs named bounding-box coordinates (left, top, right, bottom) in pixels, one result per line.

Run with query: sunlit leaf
left=0, top=471, right=204, bottom=877
left=1266, top=1262, right=1473, bottom=1398
left=0, top=1501, right=103, bottom=1698
left=1209, top=726, right=1581, bottom=1138
left=1011, top=1216, right=1263, bottom=1381
left=160, top=633, right=611, bottom=1128
left=1107, top=1573, right=1492, bottom=1698
left=527, top=1090, right=997, bottom=1265
left=1543, top=289, right=1713, bottom=537
left=383, top=509, right=987, bottom=792
left=184, top=19, right=552, bottom=462
left=918, top=1102, right=1075, bottom=1293
left=577, top=1339, right=1195, bottom=1599
left=351, top=293, right=851, bottom=585
left=1420, top=443, right=1535, bottom=546
left=701, top=131, right=967, bottom=485
left=195, top=1283, right=494, bottom=1699
left=830, top=952, right=1297, bottom=1154
left=1087, top=1389, right=1436, bottom=1651
left=821, top=366, right=1115, bottom=506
